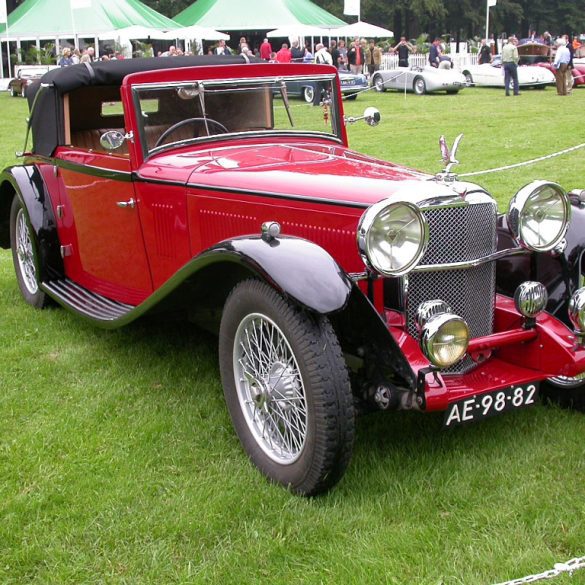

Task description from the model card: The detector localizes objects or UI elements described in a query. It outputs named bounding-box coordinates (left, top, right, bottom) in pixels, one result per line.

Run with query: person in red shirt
left=260, top=38, right=272, bottom=60
left=276, top=43, right=292, bottom=63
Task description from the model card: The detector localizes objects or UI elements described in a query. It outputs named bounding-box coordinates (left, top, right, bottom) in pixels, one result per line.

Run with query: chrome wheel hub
left=234, top=313, right=308, bottom=464
left=15, top=209, right=38, bottom=295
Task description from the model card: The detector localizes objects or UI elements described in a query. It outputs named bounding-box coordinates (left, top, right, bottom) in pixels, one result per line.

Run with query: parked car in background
left=372, top=65, right=466, bottom=95
left=461, top=55, right=555, bottom=88
left=8, top=65, right=54, bottom=97
left=287, top=70, right=368, bottom=102
left=517, top=42, right=585, bottom=89
left=2, top=56, right=585, bottom=496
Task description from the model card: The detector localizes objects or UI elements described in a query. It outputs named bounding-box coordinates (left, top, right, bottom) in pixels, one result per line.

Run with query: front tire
left=413, top=77, right=426, bottom=95
left=219, top=280, right=355, bottom=495
left=373, top=74, right=385, bottom=92
left=9, top=196, right=48, bottom=308
left=541, top=375, right=585, bottom=412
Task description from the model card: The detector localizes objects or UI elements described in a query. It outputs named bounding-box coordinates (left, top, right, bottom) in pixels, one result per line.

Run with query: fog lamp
left=420, top=313, right=470, bottom=368
left=514, top=281, right=548, bottom=318
left=568, top=287, right=585, bottom=333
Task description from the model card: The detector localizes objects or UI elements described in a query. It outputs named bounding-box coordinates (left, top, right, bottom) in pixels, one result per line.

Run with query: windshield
left=132, top=74, right=342, bottom=157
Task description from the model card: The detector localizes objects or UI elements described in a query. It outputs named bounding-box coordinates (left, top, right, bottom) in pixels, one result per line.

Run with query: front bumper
left=389, top=294, right=585, bottom=412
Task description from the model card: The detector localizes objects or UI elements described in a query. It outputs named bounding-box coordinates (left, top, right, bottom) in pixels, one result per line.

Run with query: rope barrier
left=459, top=142, right=585, bottom=177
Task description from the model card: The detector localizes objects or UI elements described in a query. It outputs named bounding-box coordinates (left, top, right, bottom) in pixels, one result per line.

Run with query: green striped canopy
left=174, top=0, right=345, bottom=31
left=1, top=0, right=180, bottom=39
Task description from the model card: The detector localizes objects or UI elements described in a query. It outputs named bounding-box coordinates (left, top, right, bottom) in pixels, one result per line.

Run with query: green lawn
left=1, top=85, right=585, bottom=585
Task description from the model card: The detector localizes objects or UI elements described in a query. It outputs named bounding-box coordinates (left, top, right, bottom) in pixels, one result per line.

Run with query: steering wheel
left=154, top=117, right=229, bottom=148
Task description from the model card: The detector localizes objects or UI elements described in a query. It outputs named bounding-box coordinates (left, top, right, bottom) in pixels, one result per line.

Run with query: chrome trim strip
left=413, top=247, right=528, bottom=272
left=132, top=73, right=337, bottom=92
left=27, top=155, right=132, bottom=182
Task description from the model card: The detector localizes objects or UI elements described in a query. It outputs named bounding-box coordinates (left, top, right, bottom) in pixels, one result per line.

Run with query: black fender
left=496, top=193, right=585, bottom=326
left=137, top=235, right=416, bottom=390
left=0, top=165, right=64, bottom=281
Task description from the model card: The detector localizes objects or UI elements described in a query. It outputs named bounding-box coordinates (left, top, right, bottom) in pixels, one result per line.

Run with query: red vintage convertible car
left=2, top=56, right=585, bottom=495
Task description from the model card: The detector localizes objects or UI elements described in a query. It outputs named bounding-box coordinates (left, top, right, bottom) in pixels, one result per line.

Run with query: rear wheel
left=541, top=375, right=585, bottom=412
left=20, top=86, right=26, bottom=98
left=10, top=87, right=17, bottom=97
left=303, top=86, right=315, bottom=103
left=373, top=74, right=385, bottom=92
left=219, top=279, right=355, bottom=495
left=413, top=77, right=426, bottom=95
left=9, top=196, right=48, bottom=308
left=463, top=71, right=473, bottom=85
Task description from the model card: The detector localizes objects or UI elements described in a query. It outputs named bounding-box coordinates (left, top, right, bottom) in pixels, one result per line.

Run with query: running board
left=42, top=278, right=135, bottom=322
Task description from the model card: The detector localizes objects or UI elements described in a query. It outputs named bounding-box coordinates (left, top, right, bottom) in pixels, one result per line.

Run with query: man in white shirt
left=553, top=38, right=571, bottom=95
left=314, top=43, right=333, bottom=66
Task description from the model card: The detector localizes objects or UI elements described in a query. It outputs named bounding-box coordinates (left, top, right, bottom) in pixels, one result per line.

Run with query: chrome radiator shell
left=406, top=197, right=498, bottom=373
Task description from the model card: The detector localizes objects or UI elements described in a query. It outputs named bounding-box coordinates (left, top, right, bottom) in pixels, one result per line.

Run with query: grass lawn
left=1, top=84, right=585, bottom=585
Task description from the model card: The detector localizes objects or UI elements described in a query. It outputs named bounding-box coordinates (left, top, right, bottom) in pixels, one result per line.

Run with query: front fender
left=217, top=235, right=352, bottom=314
left=0, top=165, right=64, bottom=280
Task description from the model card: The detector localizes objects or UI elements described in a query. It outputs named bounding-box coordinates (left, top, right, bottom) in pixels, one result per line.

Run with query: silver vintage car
left=372, top=65, right=467, bottom=95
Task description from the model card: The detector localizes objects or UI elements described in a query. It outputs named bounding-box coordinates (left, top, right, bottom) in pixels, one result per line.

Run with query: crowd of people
left=57, top=45, right=127, bottom=65
left=56, top=30, right=583, bottom=97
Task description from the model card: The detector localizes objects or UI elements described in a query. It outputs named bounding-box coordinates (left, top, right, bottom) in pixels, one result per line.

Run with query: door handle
left=116, top=198, right=136, bottom=209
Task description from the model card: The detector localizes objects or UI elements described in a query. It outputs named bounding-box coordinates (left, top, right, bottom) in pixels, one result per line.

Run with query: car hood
left=139, top=141, right=440, bottom=207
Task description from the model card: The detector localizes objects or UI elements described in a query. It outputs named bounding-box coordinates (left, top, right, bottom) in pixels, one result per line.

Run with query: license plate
left=443, top=383, right=539, bottom=428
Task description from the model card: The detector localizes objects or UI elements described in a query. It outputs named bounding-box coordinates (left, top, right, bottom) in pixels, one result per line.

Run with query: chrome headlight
left=420, top=312, right=470, bottom=368
left=507, top=181, right=571, bottom=252
left=357, top=201, right=429, bottom=277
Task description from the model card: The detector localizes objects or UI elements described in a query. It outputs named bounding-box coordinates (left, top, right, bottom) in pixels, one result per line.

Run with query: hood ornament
left=436, top=133, right=463, bottom=183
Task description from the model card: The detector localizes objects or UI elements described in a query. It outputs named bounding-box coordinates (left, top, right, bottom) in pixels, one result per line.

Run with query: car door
left=54, top=89, right=153, bottom=305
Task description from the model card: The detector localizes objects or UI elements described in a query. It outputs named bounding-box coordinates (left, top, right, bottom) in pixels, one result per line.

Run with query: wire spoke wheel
left=219, top=279, right=354, bottom=495
left=15, top=208, right=39, bottom=295
left=234, top=313, right=308, bottom=464
left=10, top=196, right=47, bottom=308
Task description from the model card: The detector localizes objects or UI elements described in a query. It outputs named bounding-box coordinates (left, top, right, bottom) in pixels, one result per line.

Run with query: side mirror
left=100, top=130, right=126, bottom=151
left=363, top=107, right=381, bottom=127
left=344, top=107, right=381, bottom=127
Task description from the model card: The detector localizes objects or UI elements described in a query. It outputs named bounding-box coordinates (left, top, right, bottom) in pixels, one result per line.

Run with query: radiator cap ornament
left=436, top=133, right=463, bottom=184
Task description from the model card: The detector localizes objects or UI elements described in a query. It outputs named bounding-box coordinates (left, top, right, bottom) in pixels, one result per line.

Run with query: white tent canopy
left=172, top=25, right=229, bottom=41
left=98, top=24, right=229, bottom=41
left=333, top=21, right=393, bottom=38
left=267, top=24, right=335, bottom=38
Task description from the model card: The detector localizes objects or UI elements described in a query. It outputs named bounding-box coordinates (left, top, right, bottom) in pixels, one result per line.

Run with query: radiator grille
left=407, top=202, right=497, bottom=374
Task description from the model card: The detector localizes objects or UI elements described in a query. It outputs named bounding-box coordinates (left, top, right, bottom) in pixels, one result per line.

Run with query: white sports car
left=372, top=66, right=467, bottom=95
left=461, top=56, right=555, bottom=88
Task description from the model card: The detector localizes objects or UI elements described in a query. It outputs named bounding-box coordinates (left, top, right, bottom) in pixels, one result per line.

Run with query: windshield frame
left=131, top=73, right=344, bottom=160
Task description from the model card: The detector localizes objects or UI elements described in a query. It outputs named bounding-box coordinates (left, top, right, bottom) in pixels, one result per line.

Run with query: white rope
left=459, top=142, right=585, bottom=177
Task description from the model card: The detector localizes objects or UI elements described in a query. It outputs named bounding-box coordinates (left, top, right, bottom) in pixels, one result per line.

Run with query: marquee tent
left=174, top=0, right=345, bottom=31
left=333, top=21, right=393, bottom=38
left=1, top=0, right=180, bottom=39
